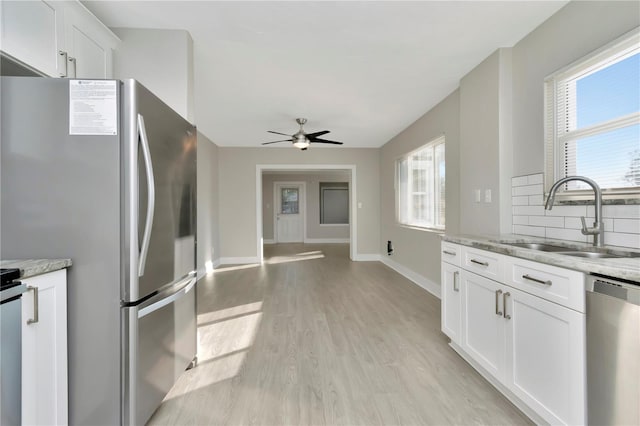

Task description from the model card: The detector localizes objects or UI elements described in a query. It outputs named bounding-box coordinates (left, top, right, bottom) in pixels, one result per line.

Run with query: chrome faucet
left=545, top=176, right=604, bottom=247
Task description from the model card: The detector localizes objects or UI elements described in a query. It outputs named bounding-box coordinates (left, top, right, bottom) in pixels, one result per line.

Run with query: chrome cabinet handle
left=453, top=271, right=459, bottom=292
left=503, top=292, right=511, bottom=320
left=137, top=114, right=155, bottom=277
left=471, top=259, right=489, bottom=267
left=495, top=289, right=503, bottom=316
left=58, top=50, right=68, bottom=77
left=443, top=250, right=456, bottom=256
left=26, top=286, right=39, bottom=325
left=522, top=274, right=552, bottom=286
left=68, top=56, right=77, bottom=78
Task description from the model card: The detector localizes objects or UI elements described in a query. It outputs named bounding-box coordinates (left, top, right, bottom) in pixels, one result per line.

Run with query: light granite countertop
left=442, top=234, right=640, bottom=282
left=0, top=259, right=72, bottom=279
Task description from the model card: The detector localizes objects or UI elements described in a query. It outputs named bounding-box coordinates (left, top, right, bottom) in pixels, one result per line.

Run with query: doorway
left=256, top=165, right=357, bottom=262
left=274, top=182, right=305, bottom=243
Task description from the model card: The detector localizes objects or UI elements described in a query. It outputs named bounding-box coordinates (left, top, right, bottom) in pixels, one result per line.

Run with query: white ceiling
left=83, top=1, right=567, bottom=148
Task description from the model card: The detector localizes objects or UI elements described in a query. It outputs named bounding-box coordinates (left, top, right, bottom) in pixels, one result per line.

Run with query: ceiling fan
left=261, top=118, right=343, bottom=150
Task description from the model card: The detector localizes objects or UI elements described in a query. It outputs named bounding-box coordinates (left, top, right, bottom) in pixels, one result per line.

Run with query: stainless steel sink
left=502, top=242, right=569, bottom=252
left=558, top=251, right=623, bottom=259
left=502, top=242, right=640, bottom=259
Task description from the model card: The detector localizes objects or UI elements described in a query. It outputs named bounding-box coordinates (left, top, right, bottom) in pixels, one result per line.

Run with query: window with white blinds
left=544, top=28, right=640, bottom=195
left=396, top=136, right=445, bottom=229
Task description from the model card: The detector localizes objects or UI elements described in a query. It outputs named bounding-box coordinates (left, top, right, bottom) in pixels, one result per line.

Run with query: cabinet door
left=504, top=288, right=585, bottom=425
left=22, top=269, right=68, bottom=426
left=64, top=4, right=114, bottom=78
left=461, top=270, right=506, bottom=381
left=441, top=262, right=462, bottom=344
left=0, top=0, right=65, bottom=77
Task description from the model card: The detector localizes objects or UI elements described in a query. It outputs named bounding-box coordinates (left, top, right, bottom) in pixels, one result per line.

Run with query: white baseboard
left=380, top=256, right=441, bottom=299
left=219, top=257, right=261, bottom=265
left=263, top=239, right=275, bottom=245
left=304, top=238, right=350, bottom=244
left=352, top=253, right=381, bottom=261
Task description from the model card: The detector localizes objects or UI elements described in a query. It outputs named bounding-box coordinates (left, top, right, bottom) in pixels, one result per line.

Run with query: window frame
left=544, top=27, right=640, bottom=200
left=395, top=135, right=446, bottom=231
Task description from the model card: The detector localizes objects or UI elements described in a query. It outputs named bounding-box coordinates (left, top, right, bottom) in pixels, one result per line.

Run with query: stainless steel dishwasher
left=586, top=274, right=640, bottom=426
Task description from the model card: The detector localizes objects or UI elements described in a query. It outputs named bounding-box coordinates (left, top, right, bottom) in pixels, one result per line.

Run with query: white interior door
left=275, top=183, right=304, bottom=242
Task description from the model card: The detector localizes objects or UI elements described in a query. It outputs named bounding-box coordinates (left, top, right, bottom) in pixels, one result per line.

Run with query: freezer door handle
left=137, top=273, right=196, bottom=318
left=137, top=114, right=155, bottom=277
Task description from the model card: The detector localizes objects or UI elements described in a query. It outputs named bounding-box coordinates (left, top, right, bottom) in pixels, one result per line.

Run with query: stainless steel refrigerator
left=1, top=77, right=197, bottom=425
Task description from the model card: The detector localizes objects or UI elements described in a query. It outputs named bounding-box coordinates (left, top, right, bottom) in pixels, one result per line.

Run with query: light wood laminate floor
left=148, top=244, right=531, bottom=425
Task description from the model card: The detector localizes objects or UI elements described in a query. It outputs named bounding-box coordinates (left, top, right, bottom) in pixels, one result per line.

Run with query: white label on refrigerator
left=69, top=80, right=118, bottom=135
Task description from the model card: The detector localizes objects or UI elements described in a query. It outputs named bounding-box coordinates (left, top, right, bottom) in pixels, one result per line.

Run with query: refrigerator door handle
left=137, top=273, right=196, bottom=319
left=137, top=113, right=155, bottom=277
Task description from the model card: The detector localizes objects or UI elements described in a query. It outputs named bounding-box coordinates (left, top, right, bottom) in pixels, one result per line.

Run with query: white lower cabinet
left=460, top=270, right=506, bottom=381
left=505, top=287, right=585, bottom=425
left=21, top=269, right=68, bottom=426
left=442, top=242, right=586, bottom=425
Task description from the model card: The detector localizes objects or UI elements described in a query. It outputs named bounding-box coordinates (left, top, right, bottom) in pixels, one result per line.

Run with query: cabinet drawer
left=462, top=246, right=504, bottom=282
left=441, top=242, right=461, bottom=266
left=505, top=257, right=585, bottom=312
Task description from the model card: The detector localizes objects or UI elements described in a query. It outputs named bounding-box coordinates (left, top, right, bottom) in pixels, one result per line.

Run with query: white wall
left=197, top=131, right=220, bottom=274
left=379, top=89, right=460, bottom=288
left=262, top=172, right=351, bottom=242
left=218, top=148, right=380, bottom=260
left=112, top=28, right=195, bottom=122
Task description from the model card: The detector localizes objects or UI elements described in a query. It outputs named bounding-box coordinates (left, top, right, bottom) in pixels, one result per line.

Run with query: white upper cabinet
left=0, top=0, right=65, bottom=76
left=0, top=0, right=118, bottom=78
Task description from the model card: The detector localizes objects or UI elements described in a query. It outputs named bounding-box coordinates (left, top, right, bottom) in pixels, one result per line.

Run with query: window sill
left=396, top=223, right=446, bottom=234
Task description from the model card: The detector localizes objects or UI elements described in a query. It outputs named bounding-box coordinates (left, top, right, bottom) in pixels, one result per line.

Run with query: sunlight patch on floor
left=213, top=263, right=261, bottom=273
left=265, top=253, right=325, bottom=264
left=197, top=301, right=263, bottom=324
left=198, top=311, right=262, bottom=362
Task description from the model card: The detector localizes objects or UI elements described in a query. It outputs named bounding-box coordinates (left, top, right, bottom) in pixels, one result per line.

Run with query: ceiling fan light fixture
left=293, top=135, right=309, bottom=149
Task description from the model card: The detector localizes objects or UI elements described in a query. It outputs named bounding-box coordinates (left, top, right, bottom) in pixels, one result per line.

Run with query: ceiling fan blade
left=267, top=130, right=292, bottom=137
left=306, top=130, right=330, bottom=139
left=261, top=139, right=293, bottom=145
left=309, top=138, right=343, bottom=145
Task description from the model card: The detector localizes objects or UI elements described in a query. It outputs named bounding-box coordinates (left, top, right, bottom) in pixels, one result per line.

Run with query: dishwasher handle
left=587, top=275, right=640, bottom=306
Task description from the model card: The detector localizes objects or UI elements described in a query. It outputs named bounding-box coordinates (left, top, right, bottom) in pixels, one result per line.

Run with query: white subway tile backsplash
left=513, top=225, right=546, bottom=238
left=512, top=175, right=529, bottom=187
left=512, top=196, right=529, bottom=206
left=513, top=205, right=545, bottom=216
left=614, top=218, right=640, bottom=234
left=528, top=195, right=544, bottom=206
left=527, top=174, right=543, bottom=185
left=604, top=232, right=640, bottom=249
left=529, top=216, right=565, bottom=228
left=513, top=215, right=529, bottom=225
left=513, top=184, right=543, bottom=196
left=511, top=173, right=639, bottom=249
left=545, top=205, right=587, bottom=217
left=545, top=227, right=588, bottom=243
left=603, top=205, right=640, bottom=219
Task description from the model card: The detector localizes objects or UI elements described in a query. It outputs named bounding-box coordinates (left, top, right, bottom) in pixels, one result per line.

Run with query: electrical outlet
left=485, top=189, right=492, bottom=203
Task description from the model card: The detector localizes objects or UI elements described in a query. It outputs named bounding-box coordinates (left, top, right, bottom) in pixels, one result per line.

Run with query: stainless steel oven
left=586, top=274, right=640, bottom=425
